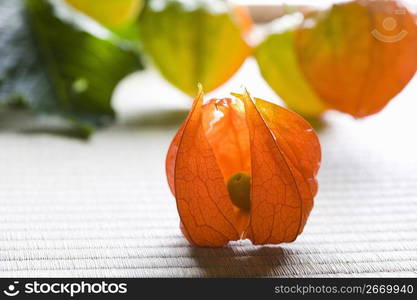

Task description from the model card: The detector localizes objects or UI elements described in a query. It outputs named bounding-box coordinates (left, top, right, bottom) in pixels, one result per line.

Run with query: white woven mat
left=1, top=60, right=416, bottom=277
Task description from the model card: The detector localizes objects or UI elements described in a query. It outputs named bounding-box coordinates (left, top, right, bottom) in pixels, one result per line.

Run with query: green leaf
left=0, top=0, right=142, bottom=136
left=255, top=14, right=327, bottom=118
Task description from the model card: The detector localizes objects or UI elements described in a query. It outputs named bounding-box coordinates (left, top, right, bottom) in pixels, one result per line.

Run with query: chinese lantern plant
left=256, top=0, right=417, bottom=119
left=166, top=86, right=321, bottom=247
left=139, top=0, right=252, bottom=96
left=255, top=14, right=328, bottom=119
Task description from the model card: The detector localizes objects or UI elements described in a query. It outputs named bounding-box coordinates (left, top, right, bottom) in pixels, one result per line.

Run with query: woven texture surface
left=1, top=60, right=417, bottom=277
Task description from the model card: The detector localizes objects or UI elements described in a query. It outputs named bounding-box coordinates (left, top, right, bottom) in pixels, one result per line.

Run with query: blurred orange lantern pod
left=166, top=86, right=321, bottom=247
left=295, top=0, right=417, bottom=118
left=139, top=0, right=252, bottom=96
left=255, top=13, right=328, bottom=119
left=256, top=0, right=417, bottom=119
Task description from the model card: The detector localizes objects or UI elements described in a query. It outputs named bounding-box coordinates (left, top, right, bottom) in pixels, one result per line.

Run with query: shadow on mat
left=188, top=243, right=287, bottom=278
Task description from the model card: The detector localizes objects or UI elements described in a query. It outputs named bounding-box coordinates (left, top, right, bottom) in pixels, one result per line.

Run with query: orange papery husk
left=295, top=0, right=417, bottom=118
left=166, top=87, right=321, bottom=247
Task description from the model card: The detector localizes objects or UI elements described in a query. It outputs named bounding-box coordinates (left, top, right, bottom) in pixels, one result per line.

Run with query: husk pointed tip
left=197, top=82, right=204, bottom=95
left=230, top=86, right=253, bottom=103
left=243, top=87, right=250, bottom=97
left=193, top=83, right=205, bottom=108
left=242, top=88, right=255, bottom=105
left=230, top=92, right=242, bottom=99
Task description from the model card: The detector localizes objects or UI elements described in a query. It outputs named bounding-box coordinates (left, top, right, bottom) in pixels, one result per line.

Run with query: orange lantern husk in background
left=166, top=86, right=321, bottom=247
left=295, top=0, right=417, bottom=118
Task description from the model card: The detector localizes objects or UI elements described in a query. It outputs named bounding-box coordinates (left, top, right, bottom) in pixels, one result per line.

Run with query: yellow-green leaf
left=138, top=0, right=251, bottom=96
